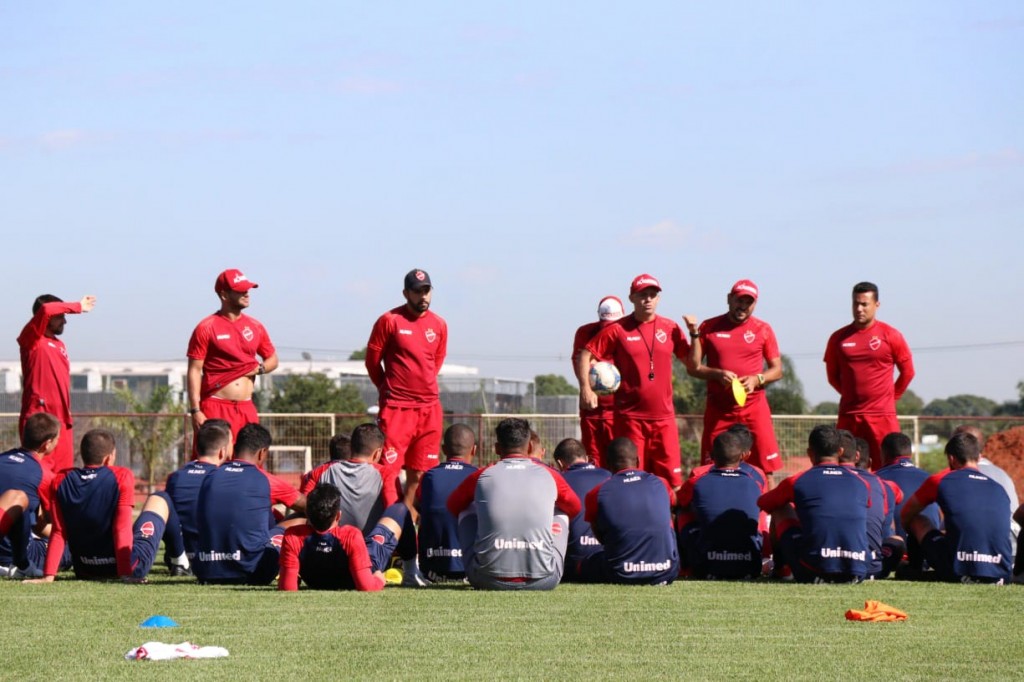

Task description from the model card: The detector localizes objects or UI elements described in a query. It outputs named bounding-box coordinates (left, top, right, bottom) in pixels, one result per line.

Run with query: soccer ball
left=589, top=362, right=621, bottom=395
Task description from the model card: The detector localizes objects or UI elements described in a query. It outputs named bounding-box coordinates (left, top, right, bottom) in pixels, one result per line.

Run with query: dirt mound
left=983, top=426, right=1024, bottom=502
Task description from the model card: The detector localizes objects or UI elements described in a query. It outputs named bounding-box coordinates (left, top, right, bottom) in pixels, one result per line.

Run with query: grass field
left=2, top=570, right=1022, bottom=681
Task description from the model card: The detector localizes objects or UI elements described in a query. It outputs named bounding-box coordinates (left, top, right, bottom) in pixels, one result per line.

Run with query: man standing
left=186, top=269, right=278, bottom=442
left=684, top=279, right=783, bottom=476
left=365, top=269, right=448, bottom=509
left=447, top=418, right=580, bottom=591
left=17, top=293, right=96, bottom=472
left=571, top=296, right=625, bottom=467
left=824, top=281, right=914, bottom=470
left=577, top=274, right=692, bottom=489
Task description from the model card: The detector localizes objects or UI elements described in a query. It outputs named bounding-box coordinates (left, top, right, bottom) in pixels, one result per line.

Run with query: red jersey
left=824, top=321, right=914, bottom=415
left=697, top=314, right=779, bottom=412
left=278, top=524, right=382, bottom=592
left=585, top=315, right=690, bottom=420
left=17, top=301, right=83, bottom=427
left=365, top=306, right=447, bottom=407
left=573, top=321, right=615, bottom=418
left=187, top=312, right=275, bottom=400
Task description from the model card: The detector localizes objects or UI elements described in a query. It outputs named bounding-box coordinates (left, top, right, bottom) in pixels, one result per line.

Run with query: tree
left=765, top=355, right=807, bottom=415
left=922, top=394, right=998, bottom=418
left=534, top=374, right=579, bottom=396
left=896, top=388, right=925, bottom=415
left=349, top=347, right=367, bottom=361
left=99, top=386, right=184, bottom=492
left=810, top=401, right=839, bottom=415
left=267, top=374, right=367, bottom=413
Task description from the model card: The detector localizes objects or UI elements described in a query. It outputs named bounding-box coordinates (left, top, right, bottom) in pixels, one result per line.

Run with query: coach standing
left=824, top=282, right=914, bottom=470
left=576, top=274, right=692, bottom=489
left=18, top=293, right=96, bottom=472
left=571, top=295, right=625, bottom=467
left=684, top=279, right=783, bottom=477
left=365, top=268, right=448, bottom=507
left=186, top=269, right=278, bottom=441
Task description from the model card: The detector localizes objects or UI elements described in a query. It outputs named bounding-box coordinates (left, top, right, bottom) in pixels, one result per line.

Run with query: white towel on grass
left=124, top=642, right=229, bottom=661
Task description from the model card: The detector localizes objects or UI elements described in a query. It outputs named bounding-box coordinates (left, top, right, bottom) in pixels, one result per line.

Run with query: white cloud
left=39, top=129, right=87, bottom=151
left=623, top=220, right=691, bottom=249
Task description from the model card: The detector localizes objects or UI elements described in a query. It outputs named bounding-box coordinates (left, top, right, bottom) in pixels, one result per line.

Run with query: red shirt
left=365, top=306, right=447, bottom=407
left=823, top=321, right=914, bottom=415
left=17, top=301, right=82, bottom=427
left=585, top=315, right=690, bottom=420
left=697, top=314, right=779, bottom=412
left=187, top=312, right=275, bottom=400
left=278, top=524, right=382, bottom=592
left=573, top=321, right=616, bottom=418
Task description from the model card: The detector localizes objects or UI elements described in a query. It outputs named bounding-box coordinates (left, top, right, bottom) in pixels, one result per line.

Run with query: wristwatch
left=188, top=407, right=200, bottom=415
left=757, top=373, right=765, bottom=387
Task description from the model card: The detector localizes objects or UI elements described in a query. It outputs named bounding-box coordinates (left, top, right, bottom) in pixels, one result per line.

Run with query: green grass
left=2, top=571, right=1022, bottom=681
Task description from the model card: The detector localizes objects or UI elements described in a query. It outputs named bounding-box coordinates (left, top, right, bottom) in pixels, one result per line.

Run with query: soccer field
left=2, top=573, right=1021, bottom=681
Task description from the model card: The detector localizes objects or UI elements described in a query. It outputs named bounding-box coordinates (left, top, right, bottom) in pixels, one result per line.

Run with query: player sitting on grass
left=448, top=417, right=580, bottom=591
left=758, top=425, right=870, bottom=583
left=29, top=428, right=189, bottom=583
left=415, top=424, right=479, bottom=583
left=677, top=430, right=762, bottom=580
left=900, top=432, right=1011, bottom=584
left=279, top=484, right=412, bottom=591
left=300, top=433, right=350, bottom=491
left=0, top=413, right=69, bottom=579
left=193, top=423, right=306, bottom=585
left=573, top=437, right=678, bottom=585
left=552, top=437, right=609, bottom=582
left=163, top=418, right=232, bottom=570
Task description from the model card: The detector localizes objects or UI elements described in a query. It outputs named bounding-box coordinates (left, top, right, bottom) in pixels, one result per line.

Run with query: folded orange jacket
left=845, top=600, right=908, bottom=622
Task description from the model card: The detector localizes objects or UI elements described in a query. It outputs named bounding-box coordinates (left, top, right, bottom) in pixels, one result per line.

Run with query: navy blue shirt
left=194, top=460, right=274, bottom=581
left=165, top=460, right=218, bottom=557
left=585, top=469, right=678, bottom=582
left=416, top=458, right=477, bottom=577
left=876, top=457, right=940, bottom=539
left=685, top=467, right=762, bottom=577
left=561, top=462, right=612, bottom=567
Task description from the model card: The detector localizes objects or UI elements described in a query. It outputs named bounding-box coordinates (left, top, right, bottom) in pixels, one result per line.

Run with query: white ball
left=588, top=362, right=621, bottom=395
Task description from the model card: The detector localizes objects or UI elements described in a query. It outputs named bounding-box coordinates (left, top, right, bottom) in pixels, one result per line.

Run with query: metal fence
left=3, top=413, right=1021, bottom=496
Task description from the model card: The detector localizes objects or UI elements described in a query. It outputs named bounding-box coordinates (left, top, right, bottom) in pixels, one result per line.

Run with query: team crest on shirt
left=551, top=520, right=563, bottom=535
left=139, top=521, right=156, bottom=538
left=270, top=534, right=283, bottom=549
left=242, top=326, right=255, bottom=342
left=869, top=336, right=881, bottom=351
left=654, top=329, right=667, bottom=344
left=425, top=328, right=437, bottom=343
left=383, top=448, right=398, bottom=465
left=744, top=330, right=755, bottom=344
left=371, top=534, right=386, bottom=545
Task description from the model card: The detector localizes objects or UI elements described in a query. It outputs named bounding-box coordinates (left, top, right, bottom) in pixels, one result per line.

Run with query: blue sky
left=2, top=3, right=1022, bottom=406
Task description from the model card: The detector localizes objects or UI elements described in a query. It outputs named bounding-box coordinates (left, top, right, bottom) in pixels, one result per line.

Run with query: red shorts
left=200, top=396, right=259, bottom=443
left=700, top=398, right=782, bottom=474
left=378, top=402, right=442, bottom=473
left=836, top=413, right=900, bottom=471
left=613, top=415, right=682, bottom=488
left=580, top=414, right=616, bottom=468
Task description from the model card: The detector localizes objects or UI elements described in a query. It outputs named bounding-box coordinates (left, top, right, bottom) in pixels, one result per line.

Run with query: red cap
left=215, top=269, right=259, bottom=293
left=630, top=273, right=662, bottom=295
left=730, top=279, right=758, bottom=300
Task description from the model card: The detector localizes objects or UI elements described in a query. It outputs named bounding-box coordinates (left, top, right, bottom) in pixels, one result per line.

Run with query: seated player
left=415, top=424, right=479, bottom=583
left=300, top=433, right=350, bottom=491
left=955, top=425, right=1019, bottom=558
left=193, top=423, right=306, bottom=585
left=164, top=419, right=232, bottom=569
left=838, top=430, right=904, bottom=580
left=447, top=418, right=580, bottom=591
left=758, top=425, right=870, bottom=583
left=301, top=424, right=398, bottom=535
left=573, top=438, right=678, bottom=585
left=29, top=429, right=189, bottom=583
left=552, top=437, right=610, bottom=581
left=677, top=431, right=762, bottom=580
left=279, top=484, right=413, bottom=591
left=0, top=413, right=63, bottom=579
left=874, top=432, right=939, bottom=570
left=1014, top=504, right=1024, bottom=584
left=900, top=432, right=1012, bottom=584
left=528, top=430, right=547, bottom=462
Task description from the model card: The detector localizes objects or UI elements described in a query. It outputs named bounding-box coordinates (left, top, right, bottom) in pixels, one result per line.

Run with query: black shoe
left=168, top=564, right=193, bottom=577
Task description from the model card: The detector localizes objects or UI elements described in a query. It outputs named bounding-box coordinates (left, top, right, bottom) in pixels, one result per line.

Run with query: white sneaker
left=10, top=564, right=43, bottom=579
left=0, top=565, right=13, bottom=578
